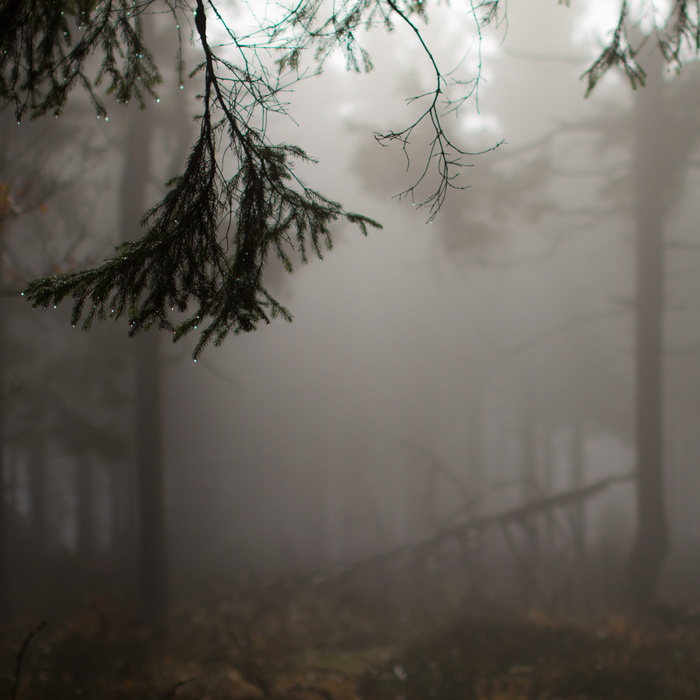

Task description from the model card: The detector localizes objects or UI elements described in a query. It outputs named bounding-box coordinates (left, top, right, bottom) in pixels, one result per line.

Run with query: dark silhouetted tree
left=120, top=100, right=170, bottom=625
left=625, top=43, right=669, bottom=613
left=0, top=105, right=119, bottom=616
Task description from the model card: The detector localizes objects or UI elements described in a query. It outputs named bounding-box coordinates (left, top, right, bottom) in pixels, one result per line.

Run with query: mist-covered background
left=3, top=0, right=700, bottom=629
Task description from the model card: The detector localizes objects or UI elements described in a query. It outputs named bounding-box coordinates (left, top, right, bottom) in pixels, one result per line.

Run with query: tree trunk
left=134, top=330, right=168, bottom=624
left=75, top=452, right=96, bottom=558
left=121, top=102, right=169, bottom=626
left=570, top=420, right=586, bottom=558
left=28, top=393, right=49, bottom=555
left=0, top=300, right=7, bottom=618
left=518, top=377, right=538, bottom=498
left=464, top=374, right=483, bottom=502
left=624, top=46, right=669, bottom=613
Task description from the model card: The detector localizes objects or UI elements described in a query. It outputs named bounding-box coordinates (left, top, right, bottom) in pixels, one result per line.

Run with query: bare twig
left=11, top=621, right=47, bottom=700
left=158, top=678, right=196, bottom=700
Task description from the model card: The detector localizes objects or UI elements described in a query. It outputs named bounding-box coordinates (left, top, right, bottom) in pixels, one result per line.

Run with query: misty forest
left=3, top=0, right=700, bottom=697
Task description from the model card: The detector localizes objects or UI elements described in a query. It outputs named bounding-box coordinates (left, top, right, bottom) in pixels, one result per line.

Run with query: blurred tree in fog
left=0, top=15, right=201, bottom=628
left=0, top=123, right=74, bottom=616
left=350, top=3, right=700, bottom=613
left=0, top=107, right=135, bottom=619
left=122, top=99, right=170, bottom=627
left=119, top=62, right=195, bottom=625
left=620, top=44, right=700, bottom=613
left=3, top=0, right=700, bottom=356
left=520, top=45, right=700, bottom=612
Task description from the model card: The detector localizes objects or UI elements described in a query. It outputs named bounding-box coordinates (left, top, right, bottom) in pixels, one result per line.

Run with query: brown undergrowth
left=3, top=583, right=700, bottom=700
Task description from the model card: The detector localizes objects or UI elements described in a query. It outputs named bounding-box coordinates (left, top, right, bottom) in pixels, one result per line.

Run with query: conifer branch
left=22, top=0, right=381, bottom=358
left=0, top=0, right=168, bottom=119
left=582, top=0, right=700, bottom=95
left=9, top=0, right=700, bottom=356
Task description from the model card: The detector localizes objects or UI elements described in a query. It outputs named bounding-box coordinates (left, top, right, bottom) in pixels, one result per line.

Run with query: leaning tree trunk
left=121, top=103, right=169, bottom=627
left=624, top=45, right=669, bottom=614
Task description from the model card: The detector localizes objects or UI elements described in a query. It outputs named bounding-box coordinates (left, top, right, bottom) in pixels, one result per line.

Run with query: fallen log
left=308, top=472, right=634, bottom=585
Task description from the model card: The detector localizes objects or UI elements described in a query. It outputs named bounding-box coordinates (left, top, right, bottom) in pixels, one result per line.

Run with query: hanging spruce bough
left=7, top=0, right=387, bottom=358
left=3, top=0, right=700, bottom=357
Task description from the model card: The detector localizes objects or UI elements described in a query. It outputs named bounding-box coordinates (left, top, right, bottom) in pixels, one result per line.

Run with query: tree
left=517, top=39, right=700, bottom=613
left=0, top=102, right=130, bottom=617
left=3, top=0, right=700, bottom=357
left=121, top=101, right=170, bottom=625
left=625, top=41, right=669, bottom=613
left=349, top=0, right=700, bottom=614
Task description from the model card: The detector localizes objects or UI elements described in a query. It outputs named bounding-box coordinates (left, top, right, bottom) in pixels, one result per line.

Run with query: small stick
left=11, top=620, right=47, bottom=700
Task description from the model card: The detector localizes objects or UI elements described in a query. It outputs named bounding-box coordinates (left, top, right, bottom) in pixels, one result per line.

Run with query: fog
left=163, top=0, right=642, bottom=584
left=3, top=0, right=700, bottom=669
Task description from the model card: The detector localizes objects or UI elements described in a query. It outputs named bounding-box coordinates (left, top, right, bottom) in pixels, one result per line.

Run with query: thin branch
left=373, top=0, right=502, bottom=220
left=11, top=621, right=47, bottom=700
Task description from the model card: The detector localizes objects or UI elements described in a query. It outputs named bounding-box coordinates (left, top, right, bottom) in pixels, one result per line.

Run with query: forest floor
left=3, top=576, right=700, bottom=700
